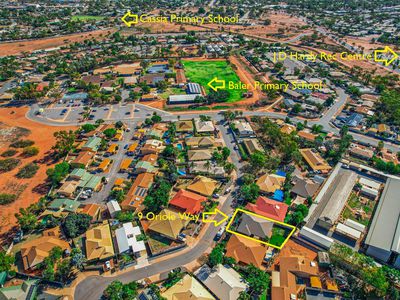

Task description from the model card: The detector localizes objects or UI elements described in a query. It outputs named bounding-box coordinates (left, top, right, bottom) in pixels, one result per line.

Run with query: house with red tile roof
left=245, top=196, right=288, bottom=222
left=169, top=189, right=206, bottom=215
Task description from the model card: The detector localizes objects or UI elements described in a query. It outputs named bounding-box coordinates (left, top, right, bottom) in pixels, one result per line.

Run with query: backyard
left=182, top=60, right=245, bottom=102
left=341, top=192, right=374, bottom=226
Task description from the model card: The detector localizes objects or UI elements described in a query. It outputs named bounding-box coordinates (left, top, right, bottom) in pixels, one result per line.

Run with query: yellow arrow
left=207, top=77, right=226, bottom=92
left=374, top=46, right=399, bottom=66
left=121, top=11, right=139, bottom=27
left=202, top=208, right=228, bottom=227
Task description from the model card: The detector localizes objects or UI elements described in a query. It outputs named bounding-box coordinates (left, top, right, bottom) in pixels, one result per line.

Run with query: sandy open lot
left=0, top=29, right=115, bottom=56
left=0, top=107, right=75, bottom=241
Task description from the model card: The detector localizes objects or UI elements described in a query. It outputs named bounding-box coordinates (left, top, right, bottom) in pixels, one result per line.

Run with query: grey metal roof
left=365, top=178, right=400, bottom=253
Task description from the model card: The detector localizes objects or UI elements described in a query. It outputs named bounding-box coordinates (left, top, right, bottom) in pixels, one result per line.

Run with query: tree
left=209, top=244, right=224, bottom=267
left=0, top=251, right=15, bottom=273
left=143, top=177, right=172, bottom=212
left=103, top=128, right=117, bottom=139
left=240, top=183, right=260, bottom=203
left=249, top=151, right=266, bottom=171
left=81, top=123, right=97, bottom=132
left=221, top=147, right=231, bottom=161
left=53, top=130, right=76, bottom=157
left=224, top=162, right=236, bottom=174
left=62, top=213, right=91, bottom=238
left=46, top=162, right=70, bottom=185
left=151, top=113, right=162, bottom=123
left=242, top=264, right=270, bottom=295
left=70, top=248, right=86, bottom=270
left=15, top=207, right=37, bottom=232
left=162, top=144, right=177, bottom=158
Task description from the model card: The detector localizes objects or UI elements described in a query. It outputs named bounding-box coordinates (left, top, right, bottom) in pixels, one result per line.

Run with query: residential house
left=291, top=177, right=320, bottom=199
left=80, top=203, right=102, bottom=221
left=169, top=189, right=206, bottom=215
left=20, top=227, right=70, bottom=271
left=194, top=119, right=215, bottom=134
left=70, top=150, right=95, bottom=168
left=41, top=198, right=80, bottom=218
left=242, top=139, right=263, bottom=155
left=246, top=196, right=288, bottom=222
left=298, top=131, right=317, bottom=142
left=189, top=161, right=225, bottom=177
left=280, top=124, right=296, bottom=135
left=140, top=139, right=165, bottom=155
left=81, top=137, right=102, bottom=152
left=195, top=264, right=247, bottom=300
left=233, top=120, right=255, bottom=137
left=141, top=153, right=158, bottom=166
left=256, top=174, right=286, bottom=194
left=187, top=176, right=218, bottom=197
left=176, top=120, right=194, bottom=133
left=349, top=144, right=374, bottom=160
left=188, top=149, right=213, bottom=161
left=0, top=280, right=38, bottom=300
left=147, top=209, right=188, bottom=240
left=161, top=274, right=215, bottom=300
left=225, top=234, right=267, bottom=268
left=85, top=221, right=115, bottom=261
left=237, top=213, right=274, bottom=239
left=271, top=256, right=319, bottom=300
left=300, top=149, right=331, bottom=172
left=115, top=223, right=147, bottom=257
left=57, top=180, right=80, bottom=198
left=106, top=200, right=121, bottom=218
left=122, top=172, right=154, bottom=210
left=185, top=136, right=215, bottom=149
left=133, top=161, right=157, bottom=174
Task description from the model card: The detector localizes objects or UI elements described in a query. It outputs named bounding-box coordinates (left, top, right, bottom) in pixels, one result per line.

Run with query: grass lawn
left=71, top=15, right=105, bottom=21
left=182, top=60, right=245, bottom=103
left=159, top=87, right=185, bottom=100
left=148, top=234, right=172, bottom=254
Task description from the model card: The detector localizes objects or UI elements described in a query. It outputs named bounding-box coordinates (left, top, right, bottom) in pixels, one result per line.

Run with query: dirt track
left=0, top=29, right=115, bottom=55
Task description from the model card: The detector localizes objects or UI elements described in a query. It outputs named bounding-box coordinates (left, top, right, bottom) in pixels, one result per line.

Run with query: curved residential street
left=74, top=122, right=242, bottom=300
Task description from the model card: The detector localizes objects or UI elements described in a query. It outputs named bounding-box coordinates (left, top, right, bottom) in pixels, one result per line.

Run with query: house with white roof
left=195, top=264, right=247, bottom=300
left=115, top=222, right=147, bottom=257
left=194, top=119, right=215, bottom=134
left=106, top=200, right=121, bottom=218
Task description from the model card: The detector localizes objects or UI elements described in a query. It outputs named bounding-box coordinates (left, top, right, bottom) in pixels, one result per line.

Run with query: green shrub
left=22, top=146, right=39, bottom=157
left=1, top=149, right=17, bottom=157
left=10, top=140, right=34, bottom=148
left=0, top=158, right=20, bottom=173
left=16, top=163, right=40, bottom=179
left=0, top=193, right=17, bottom=205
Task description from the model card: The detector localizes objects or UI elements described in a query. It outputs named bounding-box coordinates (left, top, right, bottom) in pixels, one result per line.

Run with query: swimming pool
left=176, top=143, right=183, bottom=150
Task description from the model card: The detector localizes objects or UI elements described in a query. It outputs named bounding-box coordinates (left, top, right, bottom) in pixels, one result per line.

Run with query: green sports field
left=182, top=60, right=245, bottom=103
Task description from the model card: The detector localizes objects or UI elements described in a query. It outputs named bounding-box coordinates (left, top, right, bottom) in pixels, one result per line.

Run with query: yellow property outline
left=226, top=208, right=296, bottom=250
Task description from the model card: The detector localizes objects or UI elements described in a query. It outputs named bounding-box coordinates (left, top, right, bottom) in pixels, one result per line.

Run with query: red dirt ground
left=0, top=29, right=115, bottom=55
left=0, top=107, right=76, bottom=242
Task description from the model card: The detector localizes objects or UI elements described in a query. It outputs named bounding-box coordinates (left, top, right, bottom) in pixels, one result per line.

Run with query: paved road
left=83, top=121, right=136, bottom=205
left=74, top=119, right=243, bottom=300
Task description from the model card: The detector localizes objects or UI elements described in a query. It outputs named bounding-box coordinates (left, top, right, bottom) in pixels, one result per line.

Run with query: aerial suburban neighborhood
left=0, top=0, right=399, bottom=300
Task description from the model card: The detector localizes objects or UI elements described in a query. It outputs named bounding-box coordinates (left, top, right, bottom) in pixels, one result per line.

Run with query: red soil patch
left=0, top=107, right=76, bottom=242
left=0, top=29, right=115, bottom=55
